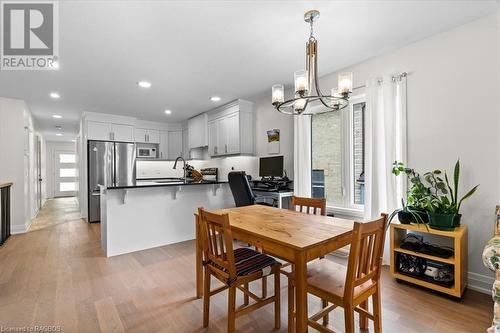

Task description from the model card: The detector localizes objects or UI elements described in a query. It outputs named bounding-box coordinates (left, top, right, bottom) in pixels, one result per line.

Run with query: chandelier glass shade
left=272, top=10, right=353, bottom=115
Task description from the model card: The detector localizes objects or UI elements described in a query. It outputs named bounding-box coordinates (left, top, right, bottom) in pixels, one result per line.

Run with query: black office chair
left=228, top=171, right=276, bottom=207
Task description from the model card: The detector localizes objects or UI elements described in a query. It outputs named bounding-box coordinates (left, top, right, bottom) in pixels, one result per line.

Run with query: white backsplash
left=136, top=156, right=259, bottom=181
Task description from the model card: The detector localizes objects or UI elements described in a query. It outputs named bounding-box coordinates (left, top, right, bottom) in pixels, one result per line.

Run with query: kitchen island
left=99, top=180, right=234, bottom=257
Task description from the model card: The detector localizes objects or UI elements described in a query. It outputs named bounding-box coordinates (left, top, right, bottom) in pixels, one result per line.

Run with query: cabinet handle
left=214, top=146, right=217, bottom=155
left=109, top=132, right=112, bottom=140
left=225, top=144, right=227, bottom=153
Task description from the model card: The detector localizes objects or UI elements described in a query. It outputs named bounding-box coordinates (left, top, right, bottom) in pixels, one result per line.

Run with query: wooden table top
left=213, top=205, right=355, bottom=250
left=0, top=182, right=13, bottom=189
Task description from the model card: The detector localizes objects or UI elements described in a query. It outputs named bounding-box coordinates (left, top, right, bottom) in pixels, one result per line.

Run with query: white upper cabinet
left=168, top=130, right=183, bottom=160
left=111, top=124, right=135, bottom=142
left=159, top=131, right=169, bottom=159
left=188, top=113, right=208, bottom=149
left=87, top=121, right=112, bottom=141
left=135, top=128, right=160, bottom=144
left=87, top=121, right=134, bottom=142
left=207, top=100, right=254, bottom=157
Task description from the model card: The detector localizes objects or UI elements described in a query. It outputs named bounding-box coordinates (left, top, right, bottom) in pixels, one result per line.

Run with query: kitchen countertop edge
left=104, top=180, right=228, bottom=190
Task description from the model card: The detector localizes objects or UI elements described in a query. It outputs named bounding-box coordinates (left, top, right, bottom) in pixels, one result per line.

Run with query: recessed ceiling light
left=71, top=139, right=76, bottom=142
left=50, top=92, right=60, bottom=99
left=52, top=114, right=62, bottom=119
left=210, top=96, right=221, bottom=102
left=137, top=81, right=151, bottom=88
left=164, top=109, right=172, bottom=115
left=56, top=133, right=62, bottom=136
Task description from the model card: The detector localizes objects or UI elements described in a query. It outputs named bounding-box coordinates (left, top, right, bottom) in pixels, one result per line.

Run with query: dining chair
left=286, top=196, right=327, bottom=329
left=291, top=195, right=327, bottom=216
left=288, top=213, right=388, bottom=333
left=198, top=207, right=281, bottom=332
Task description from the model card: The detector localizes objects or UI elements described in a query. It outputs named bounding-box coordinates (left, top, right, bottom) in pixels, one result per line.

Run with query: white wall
left=0, top=97, right=37, bottom=233
left=252, top=13, right=499, bottom=291
left=45, top=141, right=76, bottom=199
left=248, top=92, right=295, bottom=179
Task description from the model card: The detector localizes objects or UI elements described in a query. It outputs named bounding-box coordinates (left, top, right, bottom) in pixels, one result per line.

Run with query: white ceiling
left=0, top=0, right=498, bottom=141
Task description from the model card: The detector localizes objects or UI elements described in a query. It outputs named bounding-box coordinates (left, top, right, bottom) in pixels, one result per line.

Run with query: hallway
left=29, top=197, right=81, bottom=232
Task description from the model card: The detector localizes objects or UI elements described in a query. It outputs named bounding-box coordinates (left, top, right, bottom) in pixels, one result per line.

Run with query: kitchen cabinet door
left=226, top=113, right=240, bottom=154
left=112, top=124, right=134, bottom=142
left=87, top=121, right=111, bottom=141
left=182, top=128, right=190, bottom=159
left=147, top=130, right=160, bottom=144
left=167, top=130, right=183, bottom=160
left=135, top=128, right=147, bottom=143
left=188, top=113, right=208, bottom=149
left=208, top=120, right=218, bottom=156
left=159, top=131, right=169, bottom=159
left=217, top=117, right=229, bottom=155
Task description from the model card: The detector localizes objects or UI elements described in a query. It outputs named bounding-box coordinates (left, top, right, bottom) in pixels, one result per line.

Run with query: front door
left=54, top=150, right=77, bottom=197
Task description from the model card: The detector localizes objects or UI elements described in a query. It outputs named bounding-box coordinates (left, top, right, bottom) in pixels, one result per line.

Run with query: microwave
left=137, top=147, right=157, bottom=158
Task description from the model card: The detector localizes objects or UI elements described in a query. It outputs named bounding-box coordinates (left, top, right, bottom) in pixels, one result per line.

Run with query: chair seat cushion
left=306, top=260, right=375, bottom=300
left=233, top=247, right=279, bottom=277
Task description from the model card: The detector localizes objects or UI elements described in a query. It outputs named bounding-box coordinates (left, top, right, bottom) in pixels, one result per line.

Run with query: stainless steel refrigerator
left=88, top=141, right=136, bottom=222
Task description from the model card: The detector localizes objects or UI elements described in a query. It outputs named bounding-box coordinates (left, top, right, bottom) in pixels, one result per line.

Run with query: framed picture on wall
left=267, top=129, right=280, bottom=154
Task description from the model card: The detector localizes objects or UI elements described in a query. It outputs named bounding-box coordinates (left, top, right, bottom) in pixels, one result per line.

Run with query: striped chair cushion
left=234, top=247, right=278, bottom=276
left=209, top=247, right=278, bottom=277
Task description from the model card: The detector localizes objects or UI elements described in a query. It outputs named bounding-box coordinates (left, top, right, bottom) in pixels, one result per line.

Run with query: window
left=312, top=95, right=366, bottom=212
left=59, top=168, right=77, bottom=178
left=59, top=182, right=76, bottom=192
left=59, top=154, right=76, bottom=164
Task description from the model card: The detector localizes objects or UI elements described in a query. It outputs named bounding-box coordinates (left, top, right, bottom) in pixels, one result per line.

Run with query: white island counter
left=99, top=181, right=234, bottom=257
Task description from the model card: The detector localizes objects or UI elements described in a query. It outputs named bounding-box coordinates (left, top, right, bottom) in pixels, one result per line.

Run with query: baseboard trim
left=468, top=271, right=494, bottom=294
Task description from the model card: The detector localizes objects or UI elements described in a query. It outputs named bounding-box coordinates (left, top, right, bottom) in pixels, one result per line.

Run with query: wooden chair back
left=198, top=207, right=236, bottom=279
left=344, top=213, right=388, bottom=299
left=291, top=196, right=327, bottom=216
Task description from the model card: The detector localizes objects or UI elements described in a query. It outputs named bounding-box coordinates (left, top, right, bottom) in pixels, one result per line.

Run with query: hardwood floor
left=0, top=198, right=492, bottom=332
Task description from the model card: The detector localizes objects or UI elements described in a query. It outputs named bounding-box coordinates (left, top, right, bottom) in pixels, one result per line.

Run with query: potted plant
left=388, top=198, right=428, bottom=230
left=392, top=162, right=430, bottom=224
left=423, top=160, right=479, bottom=230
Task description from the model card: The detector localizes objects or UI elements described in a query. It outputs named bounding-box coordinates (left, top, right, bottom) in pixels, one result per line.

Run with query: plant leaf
left=457, top=184, right=479, bottom=211
left=454, top=159, right=460, bottom=202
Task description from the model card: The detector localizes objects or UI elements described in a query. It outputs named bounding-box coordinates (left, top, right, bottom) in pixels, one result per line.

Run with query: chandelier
left=271, top=10, right=353, bottom=115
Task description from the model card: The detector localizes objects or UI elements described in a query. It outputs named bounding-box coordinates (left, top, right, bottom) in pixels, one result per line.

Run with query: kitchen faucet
left=173, top=156, right=186, bottom=180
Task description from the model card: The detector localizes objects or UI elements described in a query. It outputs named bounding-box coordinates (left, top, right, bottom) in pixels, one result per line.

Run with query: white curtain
left=293, top=115, right=312, bottom=197
left=364, top=75, right=407, bottom=262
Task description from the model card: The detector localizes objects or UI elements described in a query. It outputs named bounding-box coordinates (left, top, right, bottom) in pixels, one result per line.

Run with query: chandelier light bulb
left=272, top=84, right=284, bottom=105
left=294, top=70, right=308, bottom=95
left=338, top=72, right=353, bottom=94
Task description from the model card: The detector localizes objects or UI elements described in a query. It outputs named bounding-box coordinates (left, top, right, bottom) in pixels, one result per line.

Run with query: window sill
left=327, top=206, right=364, bottom=220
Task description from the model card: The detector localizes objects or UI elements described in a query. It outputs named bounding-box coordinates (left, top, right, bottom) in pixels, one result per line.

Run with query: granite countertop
left=105, top=178, right=227, bottom=190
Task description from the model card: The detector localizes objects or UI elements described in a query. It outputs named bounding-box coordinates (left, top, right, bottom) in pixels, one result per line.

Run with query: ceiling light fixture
left=52, top=114, right=62, bottom=119
left=271, top=10, right=353, bottom=115
left=210, top=96, right=221, bottom=102
left=164, top=109, right=172, bottom=115
left=50, top=92, right=60, bottom=99
left=137, top=81, right=152, bottom=88
left=56, top=133, right=62, bottom=136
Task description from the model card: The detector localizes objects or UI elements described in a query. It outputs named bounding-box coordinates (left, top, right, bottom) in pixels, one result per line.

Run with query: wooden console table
left=390, top=223, right=467, bottom=298
left=0, top=182, right=12, bottom=245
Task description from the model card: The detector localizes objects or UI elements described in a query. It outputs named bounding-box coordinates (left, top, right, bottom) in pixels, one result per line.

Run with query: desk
left=252, top=189, right=293, bottom=209
left=195, top=205, right=354, bottom=332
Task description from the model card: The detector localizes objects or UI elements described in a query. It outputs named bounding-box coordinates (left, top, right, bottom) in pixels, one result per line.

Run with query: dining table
left=194, top=205, right=355, bottom=333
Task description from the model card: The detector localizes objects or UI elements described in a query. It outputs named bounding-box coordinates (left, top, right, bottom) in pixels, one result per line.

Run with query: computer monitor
left=259, top=156, right=284, bottom=178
